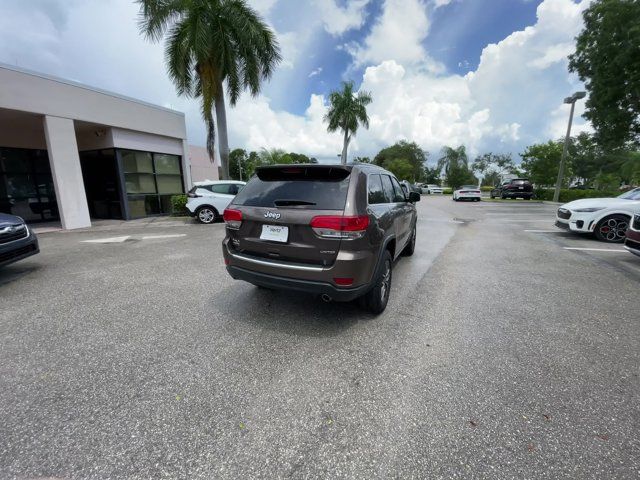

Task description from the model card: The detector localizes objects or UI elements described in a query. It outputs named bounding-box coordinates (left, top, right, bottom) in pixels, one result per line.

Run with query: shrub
left=535, top=188, right=620, bottom=203
left=481, top=186, right=494, bottom=192
left=170, top=194, right=189, bottom=216
left=442, top=188, right=453, bottom=195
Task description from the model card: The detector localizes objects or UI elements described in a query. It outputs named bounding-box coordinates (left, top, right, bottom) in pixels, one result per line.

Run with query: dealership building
left=0, top=63, right=217, bottom=230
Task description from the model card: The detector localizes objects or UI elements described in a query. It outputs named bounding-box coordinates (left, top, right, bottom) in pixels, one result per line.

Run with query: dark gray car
left=222, top=164, right=419, bottom=313
left=0, top=213, right=39, bottom=267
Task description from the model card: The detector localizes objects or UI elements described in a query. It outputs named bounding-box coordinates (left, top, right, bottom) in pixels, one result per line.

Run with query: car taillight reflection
left=223, top=208, right=243, bottom=230
left=310, top=215, right=370, bottom=240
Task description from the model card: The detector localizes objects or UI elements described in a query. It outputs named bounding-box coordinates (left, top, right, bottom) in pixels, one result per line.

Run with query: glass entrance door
left=79, top=149, right=123, bottom=220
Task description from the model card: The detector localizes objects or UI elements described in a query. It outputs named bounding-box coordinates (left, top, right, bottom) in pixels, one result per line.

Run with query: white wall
left=76, top=128, right=115, bottom=151
left=0, top=64, right=186, bottom=140
left=189, top=145, right=219, bottom=183
left=0, top=122, right=47, bottom=150
left=111, top=128, right=183, bottom=155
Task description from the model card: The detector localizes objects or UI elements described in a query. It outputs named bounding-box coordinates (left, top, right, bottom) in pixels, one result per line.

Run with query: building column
left=43, top=115, right=91, bottom=229
left=182, top=139, right=192, bottom=190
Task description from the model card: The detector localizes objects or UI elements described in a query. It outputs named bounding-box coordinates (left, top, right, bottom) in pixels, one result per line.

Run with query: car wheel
left=490, top=194, right=495, bottom=199
left=361, top=250, right=392, bottom=314
left=196, top=206, right=218, bottom=224
left=524, top=197, right=531, bottom=200
left=501, top=195, right=507, bottom=200
left=594, top=214, right=630, bottom=243
left=403, top=225, right=416, bottom=256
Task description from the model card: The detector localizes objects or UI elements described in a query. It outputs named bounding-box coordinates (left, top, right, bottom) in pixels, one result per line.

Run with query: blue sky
left=0, top=0, right=591, bottom=163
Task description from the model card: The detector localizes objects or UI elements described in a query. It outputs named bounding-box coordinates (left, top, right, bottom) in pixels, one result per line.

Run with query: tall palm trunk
left=341, top=129, right=349, bottom=165
left=215, top=79, right=230, bottom=180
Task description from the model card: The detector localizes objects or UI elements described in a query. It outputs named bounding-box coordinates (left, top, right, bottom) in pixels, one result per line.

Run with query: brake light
left=310, top=215, right=369, bottom=239
left=223, top=208, right=242, bottom=230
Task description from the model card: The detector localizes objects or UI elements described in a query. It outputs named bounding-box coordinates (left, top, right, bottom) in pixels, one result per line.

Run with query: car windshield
left=618, top=188, right=640, bottom=200
left=462, top=185, right=477, bottom=189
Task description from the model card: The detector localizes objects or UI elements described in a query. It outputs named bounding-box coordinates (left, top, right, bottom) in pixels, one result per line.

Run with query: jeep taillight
left=223, top=208, right=242, bottom=230
left=310, top=215, right=370, bottom=240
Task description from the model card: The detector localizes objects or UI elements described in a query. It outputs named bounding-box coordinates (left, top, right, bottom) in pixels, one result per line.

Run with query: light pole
left=553, top=91, right=586, bottom=203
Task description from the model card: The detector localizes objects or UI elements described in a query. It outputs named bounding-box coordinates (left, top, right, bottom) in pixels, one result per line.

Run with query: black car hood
left=0, top=212, right=24, bottom=227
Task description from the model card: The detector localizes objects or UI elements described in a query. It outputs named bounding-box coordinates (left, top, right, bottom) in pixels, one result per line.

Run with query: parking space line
left=563, top=247, right=627, bottom=253
left=141, top=234, right=187, bottom=240
left=81, top=236, right=130, bottom=243
left=524, top=230, right=563, bottom=233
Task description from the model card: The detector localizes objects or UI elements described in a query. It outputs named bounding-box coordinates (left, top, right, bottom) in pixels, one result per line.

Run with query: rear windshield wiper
left=273, top=199, right=317, bottom=206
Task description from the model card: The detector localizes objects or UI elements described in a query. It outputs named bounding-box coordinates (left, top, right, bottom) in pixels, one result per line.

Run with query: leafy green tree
left=423, top=166, right=441, bottom=184
left=567, top=133, right=603, bottom=186
left=374, top=141, right=429, bottom=182
left=520, top=141, right=565, bottom=186
left=472, top=153, right=516, bottom=186
left=287, top=152, right=311, bottom=164
left=353, top=156, right=372, bottom=164
left=382, top=159, right=415, bottom=181
left=324, top=81, right=372, bottom=165
left=437, top=146, right=476, bottom=189
left=229, top=148, right=248, bottom=180
left=137, top=0, right=281, bottom=179
left=568, top=0, right=640, bottom=148
left=258, top=148, right=292, bottom=165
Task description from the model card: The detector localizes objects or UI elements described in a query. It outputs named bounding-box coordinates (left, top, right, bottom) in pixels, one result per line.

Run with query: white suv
left=186, top=180, right=246, bottom=224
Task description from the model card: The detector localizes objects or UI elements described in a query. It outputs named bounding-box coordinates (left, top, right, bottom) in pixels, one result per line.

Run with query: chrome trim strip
left=0, top=224, right=29, bottom=245
left=229, top=252, right=325, bottom=272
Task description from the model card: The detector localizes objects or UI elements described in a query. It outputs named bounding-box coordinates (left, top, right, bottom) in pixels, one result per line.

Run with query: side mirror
left=408, top=191, right=421, bottom=203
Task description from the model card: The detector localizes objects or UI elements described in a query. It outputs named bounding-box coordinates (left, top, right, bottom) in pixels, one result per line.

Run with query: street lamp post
left=553, top=91, right=586, bottom=203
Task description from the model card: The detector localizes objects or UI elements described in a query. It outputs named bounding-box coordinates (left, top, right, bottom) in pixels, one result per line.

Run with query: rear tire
left=360, top=250, right=392, bottom=314
left=196, top=206, right=218, bottom=224
left=594, top=214, right=630, bottom=243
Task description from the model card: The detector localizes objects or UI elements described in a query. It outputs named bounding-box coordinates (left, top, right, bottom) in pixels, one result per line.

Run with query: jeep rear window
left=232, top=166, right=351, bottom=210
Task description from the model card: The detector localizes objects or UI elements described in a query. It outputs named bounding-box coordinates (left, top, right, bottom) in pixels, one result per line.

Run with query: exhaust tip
left=321, top=294, right=332, bottom=303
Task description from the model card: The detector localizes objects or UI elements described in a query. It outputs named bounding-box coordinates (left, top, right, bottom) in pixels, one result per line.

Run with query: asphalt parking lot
left=1, top=196, right=639, bottom=479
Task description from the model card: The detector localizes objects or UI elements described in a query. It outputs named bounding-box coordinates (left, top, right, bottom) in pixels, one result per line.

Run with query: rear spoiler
left=255, top=164, right=351, bottom=181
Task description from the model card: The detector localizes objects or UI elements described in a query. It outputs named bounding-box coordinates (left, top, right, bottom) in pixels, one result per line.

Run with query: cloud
left=227, top=0, right=592, bottom=160
left=0, top=0, right=593, bottom=163
left=432, top=0, right=455, bottom=7
left=346, top=0, right=444, bottom=73
left=314, top=0, right=370, bottom=36
left=308, top=67, right=323, bottom=78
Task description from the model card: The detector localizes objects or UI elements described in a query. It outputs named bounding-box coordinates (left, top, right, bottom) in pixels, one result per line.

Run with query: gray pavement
left=1, top=197, right=639, bottom=479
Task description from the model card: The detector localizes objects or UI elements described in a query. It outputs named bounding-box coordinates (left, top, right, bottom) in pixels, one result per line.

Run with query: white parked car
left=186, top=180, right=246, bottom=224
left=423, top=184, right=444, bottom=194
left=453, top=185, right=481, bottom=202
left=555, top=187, right=640, bottom=243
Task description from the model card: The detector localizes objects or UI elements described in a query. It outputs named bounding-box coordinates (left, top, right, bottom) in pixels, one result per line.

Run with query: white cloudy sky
left=0, top=0, right=591, bottom=162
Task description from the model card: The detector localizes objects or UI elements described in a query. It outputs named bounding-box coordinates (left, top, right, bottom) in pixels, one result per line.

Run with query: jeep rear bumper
left=226, top=265, right=370, bottom=302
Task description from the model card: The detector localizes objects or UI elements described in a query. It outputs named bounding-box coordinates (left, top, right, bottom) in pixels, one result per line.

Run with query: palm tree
left=137, top=0, right=281, bottom=179
left=324, top=81, right=372, bottom=165
left=438, top=146, right=475, bottom=189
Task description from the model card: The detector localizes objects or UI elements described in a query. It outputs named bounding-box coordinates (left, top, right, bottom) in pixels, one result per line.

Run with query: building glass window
left=119, top=149, right=184, bottom=218
left=0, top=147, right=58, bottom=222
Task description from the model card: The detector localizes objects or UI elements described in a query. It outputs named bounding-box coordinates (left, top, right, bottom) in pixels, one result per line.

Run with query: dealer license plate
left=260, top=224, right=289, bottom=243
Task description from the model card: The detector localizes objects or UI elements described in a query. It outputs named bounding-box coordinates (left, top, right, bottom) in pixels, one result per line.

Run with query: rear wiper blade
left=273, top=199, right=317, bottom=206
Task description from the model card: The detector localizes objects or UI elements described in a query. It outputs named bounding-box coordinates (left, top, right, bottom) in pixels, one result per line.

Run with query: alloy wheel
left=198, top=208, right=215, bottom=224
left=598, top=218, right=628, bottom=242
